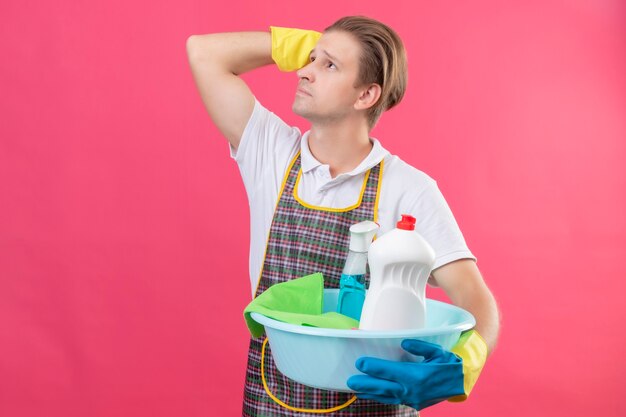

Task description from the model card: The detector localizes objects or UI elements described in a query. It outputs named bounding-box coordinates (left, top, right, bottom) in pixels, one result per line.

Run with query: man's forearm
left=431, top=260, right=500, bottom=354
left=186, top=31, right=274, bottom=76
left=465, top=289, right=500, bottom=355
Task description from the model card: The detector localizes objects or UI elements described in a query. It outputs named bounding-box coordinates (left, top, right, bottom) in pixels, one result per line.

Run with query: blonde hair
left=324, top=15, right=408, bottom=131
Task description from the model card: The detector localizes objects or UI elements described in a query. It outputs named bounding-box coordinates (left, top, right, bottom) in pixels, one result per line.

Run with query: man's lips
left=297, top=87, right=312, bottom=96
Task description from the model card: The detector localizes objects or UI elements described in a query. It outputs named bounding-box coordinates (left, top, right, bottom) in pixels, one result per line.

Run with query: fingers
left=355, top=356, right=413, bottom=382
left=353, top=393, right=403, bottom=406
left=346, top=374, right=405, bottom=397
left=401, top=339, right=454, bottom=363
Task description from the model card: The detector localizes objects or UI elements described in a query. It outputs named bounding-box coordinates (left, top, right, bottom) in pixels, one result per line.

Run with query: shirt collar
left=300, top=130, right=389, bottom=177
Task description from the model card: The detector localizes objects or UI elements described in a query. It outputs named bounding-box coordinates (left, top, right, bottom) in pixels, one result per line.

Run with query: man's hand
left=347, top=329, right=488, bottom=411
left=347, top=339, right=466, bottom=411
left=270, top=26, right=322, bottom=72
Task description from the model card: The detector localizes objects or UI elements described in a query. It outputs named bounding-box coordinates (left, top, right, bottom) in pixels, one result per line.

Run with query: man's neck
left=307, top=121, right=373, bottom=178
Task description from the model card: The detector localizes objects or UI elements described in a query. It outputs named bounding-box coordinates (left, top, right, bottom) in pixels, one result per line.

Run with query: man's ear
left=355, top=83, right=382, bottom=111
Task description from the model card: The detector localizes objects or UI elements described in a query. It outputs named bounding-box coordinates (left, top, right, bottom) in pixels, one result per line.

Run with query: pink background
left=1, top=1, right=625, bottom=416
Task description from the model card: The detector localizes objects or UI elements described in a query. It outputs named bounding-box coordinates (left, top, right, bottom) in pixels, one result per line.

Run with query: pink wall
left=1, top=1, right=625, bottom=416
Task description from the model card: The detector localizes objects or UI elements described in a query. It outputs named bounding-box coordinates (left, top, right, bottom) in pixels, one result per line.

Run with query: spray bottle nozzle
left=348, top=220, right=380, bottom=252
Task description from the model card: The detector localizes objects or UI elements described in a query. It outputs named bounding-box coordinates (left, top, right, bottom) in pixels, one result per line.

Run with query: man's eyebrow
left=310, top=48, right=342, bottom=65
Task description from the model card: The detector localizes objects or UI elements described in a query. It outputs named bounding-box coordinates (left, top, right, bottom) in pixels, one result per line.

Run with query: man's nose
left=296, top=61, right=315, bottom=81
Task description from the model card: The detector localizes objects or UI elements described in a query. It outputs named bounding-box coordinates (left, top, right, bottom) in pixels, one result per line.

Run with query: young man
left=187, top=15, right=500, bottom=416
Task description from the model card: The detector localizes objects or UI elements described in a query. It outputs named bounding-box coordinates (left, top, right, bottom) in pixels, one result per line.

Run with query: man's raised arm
left=186, top=31, right=273, bottom=150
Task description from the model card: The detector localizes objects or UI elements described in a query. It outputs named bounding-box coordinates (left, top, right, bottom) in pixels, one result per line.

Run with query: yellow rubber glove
left=269, top=26, right=323, bottom=72
left=448, top=329, right=489, bottom=402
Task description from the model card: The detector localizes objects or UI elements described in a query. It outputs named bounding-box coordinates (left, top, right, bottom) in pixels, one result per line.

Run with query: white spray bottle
left=359, top=214, right=436, bottom=330
left=336, top=220, right=380, bottom=321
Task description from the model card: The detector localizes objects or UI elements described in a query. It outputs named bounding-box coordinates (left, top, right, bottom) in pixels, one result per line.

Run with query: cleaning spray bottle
left=359, top=214, right=436, bottom=330
left=336, top=220, right=380, bottom=321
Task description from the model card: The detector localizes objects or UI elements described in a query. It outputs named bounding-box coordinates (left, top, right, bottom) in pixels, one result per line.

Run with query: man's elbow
left=186, top=35, right=201, bottom=59
left=186, top=34, right=215, bottom=62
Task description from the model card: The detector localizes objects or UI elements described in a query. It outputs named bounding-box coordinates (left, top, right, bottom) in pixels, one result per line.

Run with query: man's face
left=292, top=30, right=365, bottom=124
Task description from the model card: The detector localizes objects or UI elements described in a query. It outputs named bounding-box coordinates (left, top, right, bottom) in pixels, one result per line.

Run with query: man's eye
left=310, top=56, right=336, bottom=69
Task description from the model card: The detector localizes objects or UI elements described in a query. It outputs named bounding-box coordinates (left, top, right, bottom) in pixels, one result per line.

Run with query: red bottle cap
left=397, top=214, right=416, bottom=230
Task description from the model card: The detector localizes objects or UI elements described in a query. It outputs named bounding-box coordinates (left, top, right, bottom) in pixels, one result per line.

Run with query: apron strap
left=260, top=338, right=358, bottom=414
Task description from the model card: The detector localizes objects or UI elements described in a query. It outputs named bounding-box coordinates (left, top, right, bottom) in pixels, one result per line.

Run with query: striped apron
left=242, top=151, right=417, bottom=416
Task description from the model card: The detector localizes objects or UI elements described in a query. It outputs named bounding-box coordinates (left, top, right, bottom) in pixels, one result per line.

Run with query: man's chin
left=292, top=103, right=311, bottom=119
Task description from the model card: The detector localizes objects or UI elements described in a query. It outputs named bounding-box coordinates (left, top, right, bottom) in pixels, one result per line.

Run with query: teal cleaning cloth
left=243, top=273, right=360, bottom=338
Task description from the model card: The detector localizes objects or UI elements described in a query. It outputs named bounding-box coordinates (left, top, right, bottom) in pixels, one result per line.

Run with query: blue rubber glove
left=346, top=339, right=466, bottom=411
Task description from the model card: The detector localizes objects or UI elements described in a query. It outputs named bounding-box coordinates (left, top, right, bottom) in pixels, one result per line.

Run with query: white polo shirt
left=230, top=97, right=476, bottom=296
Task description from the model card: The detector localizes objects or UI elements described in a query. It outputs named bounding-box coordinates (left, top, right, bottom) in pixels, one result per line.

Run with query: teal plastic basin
left=250, top=288, right=475, bottom=392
